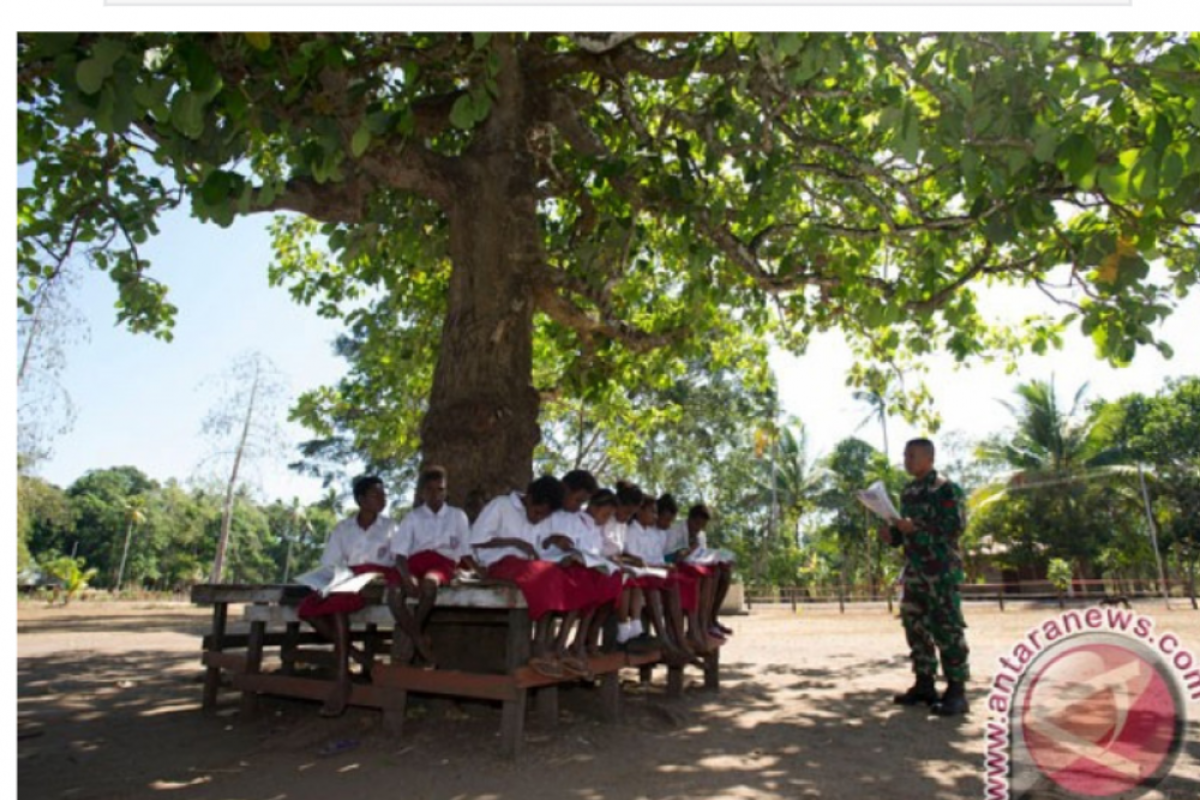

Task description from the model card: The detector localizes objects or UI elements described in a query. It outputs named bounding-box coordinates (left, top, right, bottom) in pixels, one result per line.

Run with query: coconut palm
left=114, top=497, right=146, bottom=590
left=852, top=389, right=890, bottom=465
left=971, top=377, right=1135, bottom=583
left=750, top=422, right=826, bottom=584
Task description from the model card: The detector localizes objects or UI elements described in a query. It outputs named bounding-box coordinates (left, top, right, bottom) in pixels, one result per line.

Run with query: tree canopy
left=19, top=32, right=1200, bottom=507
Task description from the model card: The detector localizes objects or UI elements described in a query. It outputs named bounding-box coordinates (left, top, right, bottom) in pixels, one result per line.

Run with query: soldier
left=878, top=438, right=970, bottom=717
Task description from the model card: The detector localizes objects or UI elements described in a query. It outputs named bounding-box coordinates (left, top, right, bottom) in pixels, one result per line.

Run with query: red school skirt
left=296, top=563, right=403, bottom=619
left=669, top=569, right=700, bottom=612
left=486, top=556, right=584, bottom=621
left=408, top=550, right=458, bottom=584
left=562, top=564, right=623, bottom=612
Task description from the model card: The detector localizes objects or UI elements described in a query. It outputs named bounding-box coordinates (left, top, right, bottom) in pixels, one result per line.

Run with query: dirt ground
left=17, top=600, right=1200, bottom=800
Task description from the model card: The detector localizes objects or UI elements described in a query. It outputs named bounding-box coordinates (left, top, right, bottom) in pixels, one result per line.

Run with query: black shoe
left=931, top=682, right=969, bottom=716
left=893, top=676, right=939, bottom=706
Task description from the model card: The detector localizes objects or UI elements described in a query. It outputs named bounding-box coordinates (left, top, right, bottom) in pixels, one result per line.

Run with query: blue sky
left=27, top=206, right=350, bottom=503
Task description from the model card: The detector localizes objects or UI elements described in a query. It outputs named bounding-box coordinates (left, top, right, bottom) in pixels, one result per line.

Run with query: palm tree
left=281, top=497, right=314, bottom=582
left=853, top=389, right=890, bottom=465
left=115, top=497, right=146, bottom=590
left=979, top=378, right=1118, bottom=478
left=752, top=423, right=826, bottom=585
left=972, top=377, right=1132, bottom=587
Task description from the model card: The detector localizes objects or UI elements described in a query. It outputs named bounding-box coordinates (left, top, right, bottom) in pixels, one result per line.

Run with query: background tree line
left=19, top=374, right=1198, bottom=602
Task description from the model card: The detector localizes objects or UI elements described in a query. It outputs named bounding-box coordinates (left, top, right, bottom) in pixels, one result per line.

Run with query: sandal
left=528, top=655, right=564, bottom=679
left=560, top=655, right=594, bottom=680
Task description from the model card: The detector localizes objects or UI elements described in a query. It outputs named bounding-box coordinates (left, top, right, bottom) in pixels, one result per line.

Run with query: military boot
left=893, top=675, right=939, bottom=706
left=931, top=680, right=969, bottom=716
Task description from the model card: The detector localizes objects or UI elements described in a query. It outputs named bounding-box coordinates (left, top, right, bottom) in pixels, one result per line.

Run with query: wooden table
left=190, top=582, right=712, bottom=757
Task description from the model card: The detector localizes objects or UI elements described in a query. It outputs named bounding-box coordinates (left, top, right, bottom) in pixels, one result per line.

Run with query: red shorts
left=296, top=563, right=400, bottom=620
left=297, top=591, right=365, bottom=619
left=562, top=564, right=623, bottom=611
left=486, top=556, right=583, bottom=621
left=670, top=569, right=700, bottom=612
left=408, top=551, right=457, bottom=584
left=626, top=573, right=670, bottom=591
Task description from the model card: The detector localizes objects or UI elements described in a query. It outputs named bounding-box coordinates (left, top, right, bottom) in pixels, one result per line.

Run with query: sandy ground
left=17, top=599, right=1200, bottom=800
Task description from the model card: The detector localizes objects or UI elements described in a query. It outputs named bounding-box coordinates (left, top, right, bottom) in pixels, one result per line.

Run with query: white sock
left=630, top=619, right=644, bottom=638
left=616, top=621, right=632, bottom=643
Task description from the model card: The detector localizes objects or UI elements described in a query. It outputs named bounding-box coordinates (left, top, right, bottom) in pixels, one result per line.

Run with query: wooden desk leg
left=240, top=619, right=266, bottom=718
left=600, top=672, right=622, bottom=722
left=501, top=609, right=532, bottom=759
left=281, top=622, right=300, bottom=676
left=382, top=688, right=408, bottom=736
left=364, top=623, right=378, bottom=680
left=536, top=686, right=559, bottom=728
left=666, top=664, right=684, bottom=698
left=704, top=650, right=720, bottom=692
left=202, top=603, right=228, bottom=714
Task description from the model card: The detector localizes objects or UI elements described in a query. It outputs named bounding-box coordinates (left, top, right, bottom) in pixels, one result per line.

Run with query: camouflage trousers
left=900, top=572, right=970, bottom=682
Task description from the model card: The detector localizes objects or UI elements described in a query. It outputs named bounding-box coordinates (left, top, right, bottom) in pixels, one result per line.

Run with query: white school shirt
left=661, top=521, right=690, bottom=555
left=600, top=518, right=627, bottom=560
left=390, top=503, right=471, bottom=561
left=625, top=521, right=668, bottom=566
left=570, top=512, right=608, bottom=556
left=320, top=514, right=397, bottom=568
left=469, top=492, right=539, bottom=568
left=536, top=509, right=584, bottom=558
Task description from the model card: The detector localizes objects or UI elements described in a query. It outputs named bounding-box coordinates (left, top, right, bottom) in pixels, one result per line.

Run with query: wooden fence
left=744, top=578, right=1196, bottom=613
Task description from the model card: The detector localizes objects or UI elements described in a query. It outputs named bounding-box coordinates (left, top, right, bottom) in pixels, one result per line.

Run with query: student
left=539, top=482, right=624, bottom=674
left=624, top=495, right=693, bottom=662
left=297, top=475, right=398, bottom=717
left=607, top=481, right=648, bottom=649
left=469, top=476, right=579, bottom=677
left=388, top=466, right=470, bottom=666
left=657, top=493, right=688, bottom=563
left=675, top=503, right=724, bottom=648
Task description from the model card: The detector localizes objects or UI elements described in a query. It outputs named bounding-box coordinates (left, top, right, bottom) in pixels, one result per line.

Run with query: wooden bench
left=191, top=582, right=719, bottom=757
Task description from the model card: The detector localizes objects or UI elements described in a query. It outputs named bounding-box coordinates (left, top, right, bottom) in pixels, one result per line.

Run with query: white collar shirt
left=470, top=492, right=538, bottom=567
left=391, top=503, right=471, bottom=560
left=625, top=521, right=667, bottom=566
left=320, top=514, right=397, bottom=568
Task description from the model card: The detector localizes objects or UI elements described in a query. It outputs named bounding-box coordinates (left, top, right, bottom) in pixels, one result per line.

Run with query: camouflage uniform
left=889, top=469, right=970, bottom=683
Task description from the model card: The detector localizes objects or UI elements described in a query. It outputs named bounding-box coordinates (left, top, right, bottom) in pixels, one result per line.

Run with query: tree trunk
left=420, top=131, right=542, bottom=519
left=211, top=361, right=261, bottom=583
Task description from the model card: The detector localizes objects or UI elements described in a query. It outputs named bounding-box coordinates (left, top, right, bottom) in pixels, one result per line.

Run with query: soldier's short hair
left=906, top=438, right=936, bottom=456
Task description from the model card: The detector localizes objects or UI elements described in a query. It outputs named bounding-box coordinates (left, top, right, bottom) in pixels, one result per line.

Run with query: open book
left=856, top=480, right=901, bottom=522
left=686, top=546, right=735, bottom=565
left=542, top=545, right=623, bottom=575
left=623, top=563, right=669, bottom=580
left=294, top=564, right=379, bottom=598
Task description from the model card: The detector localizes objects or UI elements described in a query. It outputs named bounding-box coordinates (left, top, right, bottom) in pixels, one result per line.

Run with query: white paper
left=542, top=545, right=623, bottom=575
left=686, top=546, right=735, bottom=565
left=622, top=564, right=669, bottom=580
left=856, top=480, right=901, bottom=522
left=294, top=564, right=380, bottom=597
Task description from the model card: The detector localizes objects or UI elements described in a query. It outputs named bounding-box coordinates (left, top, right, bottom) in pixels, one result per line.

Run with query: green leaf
left=473, top=33, right=492, bottom=50
left=76, top=58, right=109, bottom=95
left=449, top=95, right=475, bottom=130
left=1057, top=133, right=1097, bottom=184
left=244, top=33, right=272, bottom=51
left=351, top=125, right=371, bottom=158
left=170, top=91, right=206, bottom=139
left=1032, top=127, right=1057, bottom=163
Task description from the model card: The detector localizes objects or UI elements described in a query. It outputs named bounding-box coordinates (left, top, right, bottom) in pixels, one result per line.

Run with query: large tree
left=19, top=33, right=1200, bottom=509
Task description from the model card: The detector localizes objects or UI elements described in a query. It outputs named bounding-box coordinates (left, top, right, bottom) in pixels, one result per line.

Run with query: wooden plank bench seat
left=191, top=582, right=719, bottom=757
